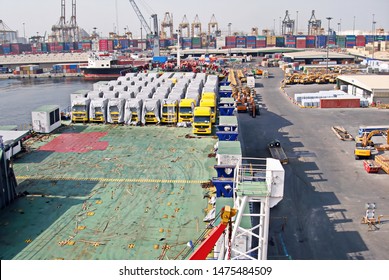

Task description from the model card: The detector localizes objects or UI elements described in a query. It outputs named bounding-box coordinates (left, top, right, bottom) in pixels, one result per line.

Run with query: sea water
left=0, top=78, right=94, bottom=127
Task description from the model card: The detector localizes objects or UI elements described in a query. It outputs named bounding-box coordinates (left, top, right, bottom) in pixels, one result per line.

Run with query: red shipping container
left=296, top=38, right=306, bottom=48
left=356, top=35, right=366, bottom=47
left=320, top=98, right=360, bottom=108
left=256, top=40, right=266, bottom=48
left=107, top=40, right=114, bottom=51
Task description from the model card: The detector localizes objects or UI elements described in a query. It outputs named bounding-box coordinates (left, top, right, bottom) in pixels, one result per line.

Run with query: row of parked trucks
left=70, top=71, right=220, bottom=129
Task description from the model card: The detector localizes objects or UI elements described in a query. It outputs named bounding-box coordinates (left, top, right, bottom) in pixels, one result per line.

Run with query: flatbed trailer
left=268, top=140, right=288, bottom=164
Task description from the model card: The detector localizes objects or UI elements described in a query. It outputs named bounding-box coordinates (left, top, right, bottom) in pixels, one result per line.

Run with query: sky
left=1, top=0, right=389, bottom=38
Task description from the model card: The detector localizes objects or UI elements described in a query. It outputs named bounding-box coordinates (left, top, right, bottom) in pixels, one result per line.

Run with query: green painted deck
left=0, top=124, right=217, bottom=260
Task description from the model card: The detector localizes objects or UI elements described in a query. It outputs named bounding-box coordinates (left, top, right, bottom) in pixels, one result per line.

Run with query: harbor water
left=0, top=78, right=94, bottom=127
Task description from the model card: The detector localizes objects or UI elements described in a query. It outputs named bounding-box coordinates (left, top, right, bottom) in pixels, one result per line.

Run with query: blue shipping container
left=365, top=35, right=374, bottom=43
left=316, top=35, right=327, bottom=48
left=3, top=47, right=11, bottom=54
left=276, top=37, right=285, bottom=47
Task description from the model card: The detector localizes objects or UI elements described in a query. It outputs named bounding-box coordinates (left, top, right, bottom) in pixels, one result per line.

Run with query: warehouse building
left=282, top=50, right=355, bottom=65
left=337, top=75, right=389, bottom=105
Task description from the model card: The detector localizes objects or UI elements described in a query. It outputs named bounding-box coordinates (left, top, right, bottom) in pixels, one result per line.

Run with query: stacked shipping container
left=295, top=36, right=306, bottom=48
left=256, top=36, right=266, bottom=48
left=346, top=35, right=356, bottom=48
left=225, top=36, right=236, bottom=48
left=246, top=36, right=256, bottom=48
left=236, top=36, right=247, bottom=48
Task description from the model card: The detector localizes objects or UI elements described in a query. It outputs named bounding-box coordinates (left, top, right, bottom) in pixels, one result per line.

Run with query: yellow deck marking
left=16, top=175, right=207, bottom=184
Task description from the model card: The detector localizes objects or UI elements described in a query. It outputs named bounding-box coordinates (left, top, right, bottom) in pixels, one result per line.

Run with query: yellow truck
left=200, top=92, right=217, bottom=123
left=71, top=98, right=90, bottom=122
left=178, top=98, right=196, bottom=123
left=161, top=99, right=178, bottom=124
left=193, top=107, right=212, bottom=134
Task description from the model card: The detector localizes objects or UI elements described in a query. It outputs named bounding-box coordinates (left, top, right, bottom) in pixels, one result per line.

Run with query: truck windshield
left=162, top=106, right=176, bottom=114
left=179, top=107, right=193, bottom=114
left=72, top=105, right=87, bottom=112
left=194, top=116, right=210, bottom=123
left=110, top=106, right=119, bottom=112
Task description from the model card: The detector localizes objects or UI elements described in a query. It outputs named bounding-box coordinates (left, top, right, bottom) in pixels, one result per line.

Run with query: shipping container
left=120, top=39, right=129, bottom=49
left=320, top=98, right=360, bottom=108
left=336, top=36, right=346, bottom=48
left=356, top=35, right=365, bottom=47
left=129, top=39, right=139, bottom=48
left=256, top=36, right=266, bottom=48
left=225, top=36, right=236, bottom=42
left=285, top=35, right=296, bottom=48
left=41, top=43, right=48, bottom=53
left=316, top=35, right=327, bottom=48
left=225, top=36, right=236, bottom=48
left=306, top=35, right=316, bottom=48
left=191, top=37, right=202, bottom=48
left=107, top=40, right=114, bottom=51
left=275, top=36, right=285, bottom=47
left=159, top=39, right=168, bottom=48
left=236, top=36, right=246, bottom=48
left=99, top=39, right=109, bottom=51
left=0, top=45, right=3, bottom=55
left=64, top=42, right=74, bottom=51
left=365, top=35, right=374, bottom=43
left=375, top=35, right=386, bottom=41
left=246, top=36, right=256, bottom=48
left=181, top=37, right=192, bottom=49
left=328, top=35, right=336, bottom=46
left=266, top=36, right=276, bottom=47
left=295, top=36, right=306, bottom=48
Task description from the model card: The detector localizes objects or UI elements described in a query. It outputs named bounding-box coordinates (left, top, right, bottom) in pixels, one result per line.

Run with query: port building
left=337, top=75, right=389, bottom=104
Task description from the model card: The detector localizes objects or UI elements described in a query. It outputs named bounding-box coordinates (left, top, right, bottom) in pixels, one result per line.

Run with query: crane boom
left=128, top=0, right=152, bottom=34
left=128, top=0, right=159, bottom=56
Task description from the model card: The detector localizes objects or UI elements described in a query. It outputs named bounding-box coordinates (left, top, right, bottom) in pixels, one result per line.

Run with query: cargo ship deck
left=0, top=124, right=217, bottom=260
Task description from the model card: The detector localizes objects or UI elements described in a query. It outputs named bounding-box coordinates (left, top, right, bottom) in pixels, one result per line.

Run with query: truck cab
left=161, top=99, right=178, bottom=124
left=193, top=107, right=212, bottom=134
left=200, top=92, right=217, bottom=123
left=178, top=98, right=196, bottom=123
left=71, top=98, right=90, bottom=122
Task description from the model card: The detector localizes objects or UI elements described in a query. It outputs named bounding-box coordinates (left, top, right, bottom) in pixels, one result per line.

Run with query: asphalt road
left=236, top=66, right=389, bottom=260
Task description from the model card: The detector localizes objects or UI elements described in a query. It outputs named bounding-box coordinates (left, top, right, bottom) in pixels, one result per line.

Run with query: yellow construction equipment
left=354, top=130, right=389, bottom=159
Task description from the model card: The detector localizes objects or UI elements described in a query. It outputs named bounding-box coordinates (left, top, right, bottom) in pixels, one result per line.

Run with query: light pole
left=372, top=14, right=376, bottom=59
left=338, top=18, right=341, bottom=34
left=326, top=17, right=333, bottom=74
left=23, top=22, right=26, bottom=39
left=228, top=23, right=232, bottom=36
left=296, top=11, right=298, bottom=34
left=176, top=29, right=181, bottom=68
left=353, top=16, right=356, bottom=35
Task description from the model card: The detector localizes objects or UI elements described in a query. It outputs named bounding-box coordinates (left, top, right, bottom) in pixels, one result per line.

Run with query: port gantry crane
left=179, top=15, right=190, bottom=38
left=281, top=10, right=295, bottom=35
left=160, top=12, right=174, bottom=39
left=191, top=14, right=202, bottom=37
left=208, top=14, right=221, bottom=37
left=51, top=0, right=80, bottom=42
left=128, top=0, right=159, bottom=56
left=308, top=10, right=323, bottom=35
left=0, top=20, right=16, bottom=44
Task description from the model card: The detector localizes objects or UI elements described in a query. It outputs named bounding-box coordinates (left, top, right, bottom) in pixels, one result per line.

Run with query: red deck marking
left=38, top=132, right=109, bottom=153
